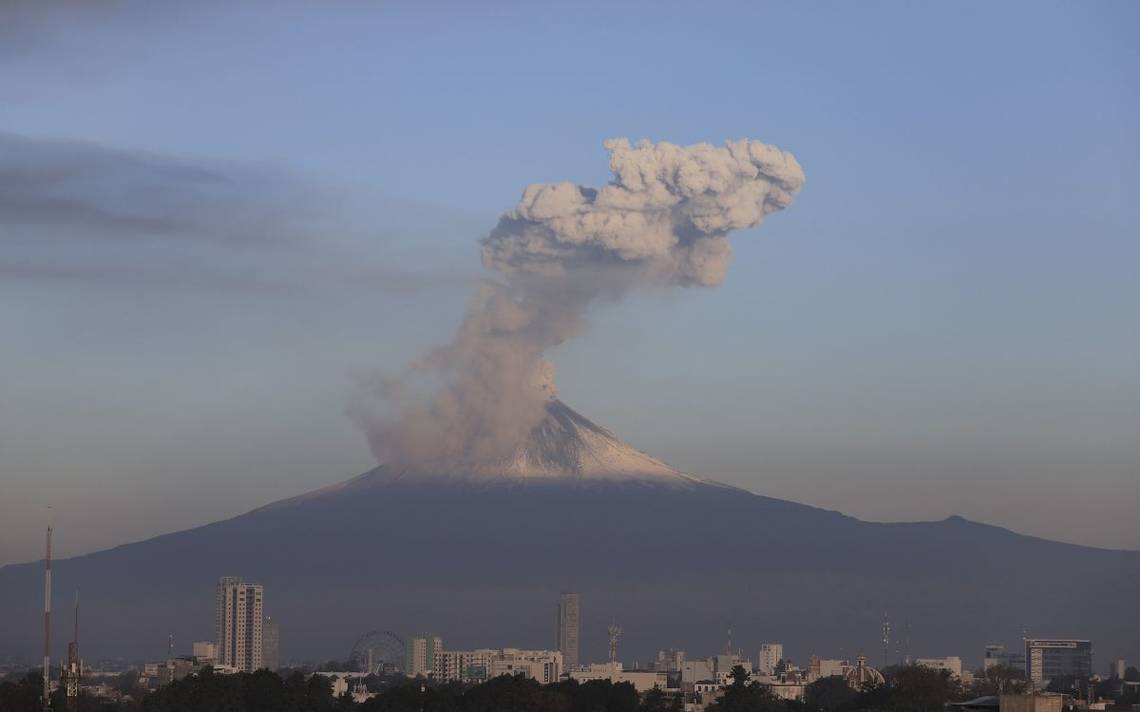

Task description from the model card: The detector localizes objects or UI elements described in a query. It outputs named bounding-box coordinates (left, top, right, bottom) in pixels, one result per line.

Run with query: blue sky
left=1, top=0, right=1137, bottom=563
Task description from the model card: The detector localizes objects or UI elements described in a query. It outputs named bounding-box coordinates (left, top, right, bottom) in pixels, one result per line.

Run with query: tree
left=851, top=664, right=963, bottom=712
left=639, top=688, right=683, bottom=712
left=805, top=676, right=857, bottom=712
left=731, top=666, right=752, bottom=687
left=707, top=680, right=787, bottom=712
left=0, top=671, right=44, bottom=712
left=970, top=665, right=1026, bottom=696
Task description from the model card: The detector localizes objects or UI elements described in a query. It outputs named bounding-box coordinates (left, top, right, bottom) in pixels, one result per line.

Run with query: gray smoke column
left=352, top=138, right=805, bottom=468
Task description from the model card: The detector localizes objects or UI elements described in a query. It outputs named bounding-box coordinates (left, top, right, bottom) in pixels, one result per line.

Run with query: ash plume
left=352, top=138, right=805, bottom=469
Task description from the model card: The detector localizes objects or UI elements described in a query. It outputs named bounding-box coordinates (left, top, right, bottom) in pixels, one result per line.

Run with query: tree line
left=3, top=662, right=1138, bottom=712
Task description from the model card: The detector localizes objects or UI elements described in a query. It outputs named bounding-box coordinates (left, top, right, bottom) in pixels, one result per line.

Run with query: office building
left=215, top=577, right=264, bottom=673
left=405, top=634, right=442, bottom=678
left=759, top=643, right=784, bottom=675
left=915, top=656, right=963, bottom=678
left=557, top=593, right=580, bottom=669
left=1025, top=639, right=1092, bottom=686
left=262, top=617, right=279, bottom=672
left=985, top=645, right=1026, bottom=671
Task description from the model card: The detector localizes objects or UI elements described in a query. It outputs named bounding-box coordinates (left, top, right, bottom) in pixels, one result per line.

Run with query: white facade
left=215, top=577, right=264, bottom=673
left=681, top=659, right=715, bottom=684
left=759, top=643, right=784, bottom=675
left=191, top=641, right=217, bottom=664
left=915, top=657, right=963, bottom=679
left=489, top=649, right=563, bottom=684
left=568, top=662, right=667, bottom=692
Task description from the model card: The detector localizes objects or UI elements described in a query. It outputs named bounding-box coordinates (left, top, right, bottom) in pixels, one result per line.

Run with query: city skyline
left=2, top=1, right=1139, bottom=566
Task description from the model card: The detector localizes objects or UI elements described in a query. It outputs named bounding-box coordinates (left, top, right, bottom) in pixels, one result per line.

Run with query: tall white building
left=557, top=593, right=580, bottom=669
left=759, top=643, right=784, bottom=675
left=215, top=577, right=264, bottom=672
left=406, top=634, right=443, bottom=678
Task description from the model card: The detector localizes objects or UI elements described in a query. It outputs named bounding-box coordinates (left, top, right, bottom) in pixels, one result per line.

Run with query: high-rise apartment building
left=557, top=593, right=580, bottom=669
left=262, top=617, right=280, bottom=672
left=759, top=643, right=784, bottom=675
left=215, top=577, right=264, bottom=672
left=1025, top=639, right=1092, bottom=686
left=405, top=634, right=442, bottom=678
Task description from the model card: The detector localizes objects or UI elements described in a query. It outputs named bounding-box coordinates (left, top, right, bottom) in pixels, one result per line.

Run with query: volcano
left=1, top=400, right=1137, bottom=666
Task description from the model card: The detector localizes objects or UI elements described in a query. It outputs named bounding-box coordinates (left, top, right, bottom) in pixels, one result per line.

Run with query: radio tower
left=62, top=593, right=80, bottom=712
left=607, top=624, right=622, bottom=667
left=881, top=612, right=891, bottom=669
left=43, top=526, right=53, bottom=712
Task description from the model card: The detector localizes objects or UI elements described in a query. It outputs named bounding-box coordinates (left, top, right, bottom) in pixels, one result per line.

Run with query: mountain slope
left=0, top=403, right=1137, bottom=666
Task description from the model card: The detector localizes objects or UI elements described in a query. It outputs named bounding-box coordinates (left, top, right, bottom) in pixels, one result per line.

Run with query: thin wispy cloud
left=0, top=132, right=475, bottom=298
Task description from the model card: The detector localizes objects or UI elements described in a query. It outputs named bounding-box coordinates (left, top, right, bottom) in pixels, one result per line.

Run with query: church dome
left=845, top=655, right=885, bottom=689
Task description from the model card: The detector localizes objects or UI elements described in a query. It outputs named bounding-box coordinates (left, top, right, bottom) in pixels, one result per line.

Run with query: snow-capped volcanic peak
left=459, top=399, right=702, bottom=483
left=349, top=399, right=708, bottom=487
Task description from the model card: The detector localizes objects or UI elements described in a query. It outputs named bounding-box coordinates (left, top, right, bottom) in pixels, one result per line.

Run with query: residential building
left=759, top=643, right=784, bottom=675
left=808, top=656, right=850, bottom=681
left=557, top=593, right=580, bottom=669
left=1024, top=639, right=1092, bottom=687
left=434, top=649, right=496, bottom=683
left=489, top=649, right=563, bottom=684
left=191, top=641, right=216, bottom=666
left=434, top=648, right=562, bottom=684
left=262, top=617, right=279, bottom=672
left=405, top=634, right=442, bottom=678
left=215, top=577, right=264, bottom=673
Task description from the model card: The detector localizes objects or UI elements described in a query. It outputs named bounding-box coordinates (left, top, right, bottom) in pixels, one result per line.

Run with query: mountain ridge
left=0, top=402, right=1136, bottom=665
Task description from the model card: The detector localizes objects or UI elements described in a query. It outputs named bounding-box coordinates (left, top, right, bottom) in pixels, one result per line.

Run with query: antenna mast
left=43, top=526, right=53, bottom=712
left=63, top=592, right=80, bottom=712
left=607, top=624, right=622, bottom=667
left=881, top=612, right=891, bottom=669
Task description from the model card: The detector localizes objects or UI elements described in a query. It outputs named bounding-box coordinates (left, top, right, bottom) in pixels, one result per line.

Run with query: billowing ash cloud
left=352, top=138, right=805, bottom=468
